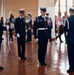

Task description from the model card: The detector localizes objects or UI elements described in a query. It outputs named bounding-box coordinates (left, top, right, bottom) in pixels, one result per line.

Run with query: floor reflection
left=38, top=66, right=47, bottom=75
left=18, top=61, right=26, bottom=75
left=0, top=35, right=74, bottom=75
left=68, top=73, right=74, bottom=75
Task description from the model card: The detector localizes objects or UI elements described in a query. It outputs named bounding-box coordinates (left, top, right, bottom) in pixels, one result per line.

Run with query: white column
left=47, top=7, right=55, bottom=38
left=3, top=0, right=5, bottom=23
left=73, top=0, right=74, bottom=7
left=38, top=0, right=55, bottom=38
left=1, top=0, right=3, bottom=17
left=1, top=0, right=5, bottom=23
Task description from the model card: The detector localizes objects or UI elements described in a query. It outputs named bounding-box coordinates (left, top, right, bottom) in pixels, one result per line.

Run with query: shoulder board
left=34, top=16, right=39, bottom=23
left=36, top=16, right=39, bottom=23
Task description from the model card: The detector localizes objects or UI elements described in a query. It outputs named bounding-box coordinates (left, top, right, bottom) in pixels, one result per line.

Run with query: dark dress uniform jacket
left=64, top=15, right=74, bottom=44
left=34, top=16, right=50, bottom=41
left=15, top=17, right=26, bottom=36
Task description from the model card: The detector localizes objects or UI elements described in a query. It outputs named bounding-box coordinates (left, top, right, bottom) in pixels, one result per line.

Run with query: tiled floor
left=0, top=35, right=74, bottom=75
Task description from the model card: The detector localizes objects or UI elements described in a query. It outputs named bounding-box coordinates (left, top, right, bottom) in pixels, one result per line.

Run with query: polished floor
left=0, top=34, right=74, bottom=75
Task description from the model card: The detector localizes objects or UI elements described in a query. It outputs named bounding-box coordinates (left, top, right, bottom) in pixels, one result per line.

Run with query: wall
left=0, top=0, right=2, bottom=17
left=5, top=0, right=38, bottom=21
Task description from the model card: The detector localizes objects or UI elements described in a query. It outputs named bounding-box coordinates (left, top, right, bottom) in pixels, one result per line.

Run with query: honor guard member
left=15, top=8, right=26, bottom=60
left=33, top=7, right=50, bottom=66
left=46, top=13, right=53, bottom=44
left=64, top=7, right=74, bottom=73
left=0, top=20, right=9, bottom=71
left=26, top=12, right=32, bottom=42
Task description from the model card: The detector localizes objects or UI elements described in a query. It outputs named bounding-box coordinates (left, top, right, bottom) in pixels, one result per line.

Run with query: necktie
left=44, top=17, right=46, bottom=21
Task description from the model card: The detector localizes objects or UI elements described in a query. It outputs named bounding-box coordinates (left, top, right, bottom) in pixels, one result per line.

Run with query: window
left=55, top=0, right=73, bottom=17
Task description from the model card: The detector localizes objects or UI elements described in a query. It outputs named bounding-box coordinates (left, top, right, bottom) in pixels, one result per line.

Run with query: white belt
left=38, top=28, right=48, bottom=30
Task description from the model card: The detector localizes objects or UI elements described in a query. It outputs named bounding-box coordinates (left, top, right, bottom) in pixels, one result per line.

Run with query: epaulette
left=36, top=16, right=39, bottom=23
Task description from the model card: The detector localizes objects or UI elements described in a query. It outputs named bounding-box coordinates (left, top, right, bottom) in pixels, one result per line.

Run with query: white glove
left=36, top=38, right=38, bottom=42
left=6, top=26, right=9, bottom=30
left=17, top=34, right=20, bottom=38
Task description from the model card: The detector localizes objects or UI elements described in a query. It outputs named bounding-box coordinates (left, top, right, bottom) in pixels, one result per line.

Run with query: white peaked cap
left=27, top=12, right=32, bottom=15
left=19, top=8, right=25, bottom=12
left=69, top=7, right=74, bottom=11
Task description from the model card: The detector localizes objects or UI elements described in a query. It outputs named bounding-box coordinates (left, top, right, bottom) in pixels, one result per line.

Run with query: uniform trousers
left=17, top=36, right=25, bottom=58
left=38, top=40, right=48, bottom=64
left=67, top=44, right=74, bottom=70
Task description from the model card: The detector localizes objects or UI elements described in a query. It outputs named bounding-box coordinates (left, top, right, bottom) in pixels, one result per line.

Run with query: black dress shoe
left=67, top=70, right=74, bottom=73
left=21, top=57, right=26, bottom=60
left=40, top=63, right=47, bottom=66
left=44, top=63, right=47, bottom=65
left=0, top=66, right=3, bottom=70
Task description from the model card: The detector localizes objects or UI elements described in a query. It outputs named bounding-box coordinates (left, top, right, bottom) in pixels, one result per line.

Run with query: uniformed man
left=46, top=13, right=53, bottom=44
left=14, top=8, right=26, bottom=60
left=0, top=20, right=9, bottom=71
left=33, top=7, right=50, bottom=66
left=64, top=7, right=74, bottom=72
left=26, top=12, right=32, bottom=42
